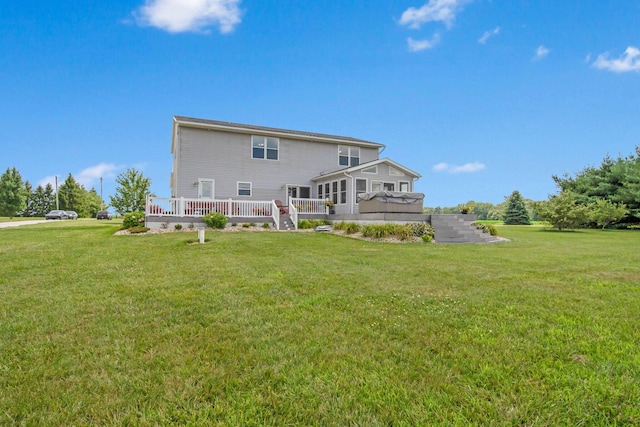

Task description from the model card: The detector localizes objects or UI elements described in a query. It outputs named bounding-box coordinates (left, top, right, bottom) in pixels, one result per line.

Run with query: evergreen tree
left=58, top=173, right=84, bottom=212
left=0, top=167, right=26, bottom=218
left=22, top=181, right=35, bottom=217
left=503, top=190, right=531, bottom=225
left=553, top=146, right=640, bottom=222
left=31, top=185, right=51, bottom=217
left=42, top=183, right=56, bottom=215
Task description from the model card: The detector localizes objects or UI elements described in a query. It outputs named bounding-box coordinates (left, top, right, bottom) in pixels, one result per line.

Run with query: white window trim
left=362, top=165, right=378, bottom=174
left=198, top=178, right=215, bottom=199
left=372, top=180, right=396, bottom=192
left=339, top=146, right=360, bottom=167
left=339, top=179, right=347, bottom=205
left=251, top=135, right=280, bottom=161
left=355, top=178, right=367, bottom=203
left=331, top=180, right=338, bottom=204
left=237, top=181, right=252, bottom=197
left=389, top=166, right=404, bottom=176
left=399, top=181, right=410, bottom=192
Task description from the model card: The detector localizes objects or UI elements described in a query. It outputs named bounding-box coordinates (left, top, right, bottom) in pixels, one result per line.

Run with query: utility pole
left=55, top=175, right=59, bottom=210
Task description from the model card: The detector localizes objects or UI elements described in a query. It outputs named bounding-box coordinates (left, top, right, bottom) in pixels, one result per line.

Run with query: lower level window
left=331, top=181, right=338, bottom=204
left=356, top=179, right=367, bottom=202
left=237, top=182, right=252, bottom=196
left=372, top=181, right=395, bottom=192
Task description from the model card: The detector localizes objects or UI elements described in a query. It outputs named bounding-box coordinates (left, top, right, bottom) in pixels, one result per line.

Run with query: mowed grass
left=1, top=222, right=639, bottom=426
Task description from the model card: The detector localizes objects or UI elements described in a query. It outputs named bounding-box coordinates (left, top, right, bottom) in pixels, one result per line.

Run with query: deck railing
left=147, top=197, right=280, bottom=230
left=289, top=204, right=298, bottom=230
left=289, top=198, right=328, bottom=215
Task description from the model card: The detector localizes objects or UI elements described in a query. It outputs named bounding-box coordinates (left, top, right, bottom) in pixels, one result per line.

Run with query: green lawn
left=1, top=222, right=638, bottom=425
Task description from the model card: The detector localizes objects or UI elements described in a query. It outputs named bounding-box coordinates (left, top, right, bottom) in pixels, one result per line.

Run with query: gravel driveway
left=0, top=220, right=50, bottom=229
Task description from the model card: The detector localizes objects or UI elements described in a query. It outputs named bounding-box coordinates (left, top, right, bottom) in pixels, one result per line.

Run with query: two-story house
left=169, top=115, right=421, bottom=216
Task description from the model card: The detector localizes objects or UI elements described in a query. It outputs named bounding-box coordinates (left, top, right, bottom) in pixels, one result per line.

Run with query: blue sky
left=2, top=0, right=639, bottom=207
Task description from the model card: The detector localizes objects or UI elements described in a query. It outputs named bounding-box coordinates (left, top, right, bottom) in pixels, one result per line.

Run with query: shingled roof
left=173, top=115, right=384, bottom=148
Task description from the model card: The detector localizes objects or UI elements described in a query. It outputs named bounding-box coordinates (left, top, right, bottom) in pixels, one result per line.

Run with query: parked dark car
left=45, top=210, right=69, bottom=220
left=96, top=210, right=112, bottom=220
left=66, top=211, right=78, bottom=220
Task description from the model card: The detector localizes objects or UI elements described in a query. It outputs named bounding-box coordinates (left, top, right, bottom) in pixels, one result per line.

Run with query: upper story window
left=252, top=136, right=279, bottom=160
left=339, top=146, right=360, bottom=167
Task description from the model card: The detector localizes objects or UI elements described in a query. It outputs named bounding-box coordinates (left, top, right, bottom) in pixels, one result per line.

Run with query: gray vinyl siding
left=173, top=127, right=379, bottom=202
left=315, top=165, right=416, bottom=214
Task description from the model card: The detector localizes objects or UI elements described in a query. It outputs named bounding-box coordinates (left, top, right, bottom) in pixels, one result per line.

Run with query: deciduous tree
left=589, top=199, right=628, bottom=229
left=109, top=168, right=152, bottom=214
left=534, top=191, right=589, bottom=231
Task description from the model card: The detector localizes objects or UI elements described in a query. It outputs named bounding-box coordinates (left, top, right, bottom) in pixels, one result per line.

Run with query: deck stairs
left=431, top=215, right=501, bottom=244
left=279, top=213, right=295, bottom=230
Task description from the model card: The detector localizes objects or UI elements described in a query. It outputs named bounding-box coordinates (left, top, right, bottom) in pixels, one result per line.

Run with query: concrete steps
left=431, top=214, right=501, bottom=244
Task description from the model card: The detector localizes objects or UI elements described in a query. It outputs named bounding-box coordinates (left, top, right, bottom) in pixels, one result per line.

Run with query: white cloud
left=37, top=175, right=58, bottom=190
left=432, top=162, right=486, bottom=174
left=478, top=26, right=499, bottom=45
left=407, top=34, right=441, bottom=52
left=432, top=162, right=449, bottom=172
left=134, top=0, right=242, bottom=34
left=592, top=46, right=640, bottom=73
left=37, top=163, right=122, bottom=191
left=76, top=163, right=121, bottom=189
left=399, top=0, right=471, bottom=29
left=534, top=44, right=549, bottom=60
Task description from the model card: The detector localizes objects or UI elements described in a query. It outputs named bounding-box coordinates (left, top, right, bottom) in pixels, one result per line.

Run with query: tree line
left=0, top=167, right=152, bottom=219
left=425, top=147, right=640, bottom=230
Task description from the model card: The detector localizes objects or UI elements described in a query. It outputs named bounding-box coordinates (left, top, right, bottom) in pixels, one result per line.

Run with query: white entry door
left=198, top=179, right=215, bottom=199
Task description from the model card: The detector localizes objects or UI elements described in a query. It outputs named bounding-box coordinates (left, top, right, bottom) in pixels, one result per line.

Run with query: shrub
left=393, top=225, right=413, bottom=241
left=473, top=223, right=499, bottom=236
left=361, top=224, right=394, bottom=239
left=128, top=226, right=149, bottom=234
left=262, top=222, right=271, bottom=229
left=242, top=223, right=251, bottom=228
left=298, top=219, right=312, bottom=229
left=188, top=223, right=194, bottom=229
left=203, top=212, right=228, bottom=229
left=231, top=222, right=237, bottom=227
left=174, top=224, right=183, bottom=230
left=407, top=222, right=434, bottom=237
left=298, top=219, right=329, bottom=229
left=422, top=234, right=433, bottom=243
left=333, top=222, right=346, bottom=230
left=344, top=222, right=360, bottom=235
left=122, top=212, right=145, bottom=229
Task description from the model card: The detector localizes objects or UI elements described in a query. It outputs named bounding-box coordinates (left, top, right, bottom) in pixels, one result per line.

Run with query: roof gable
left=312, top=158, right=421, bottom=180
